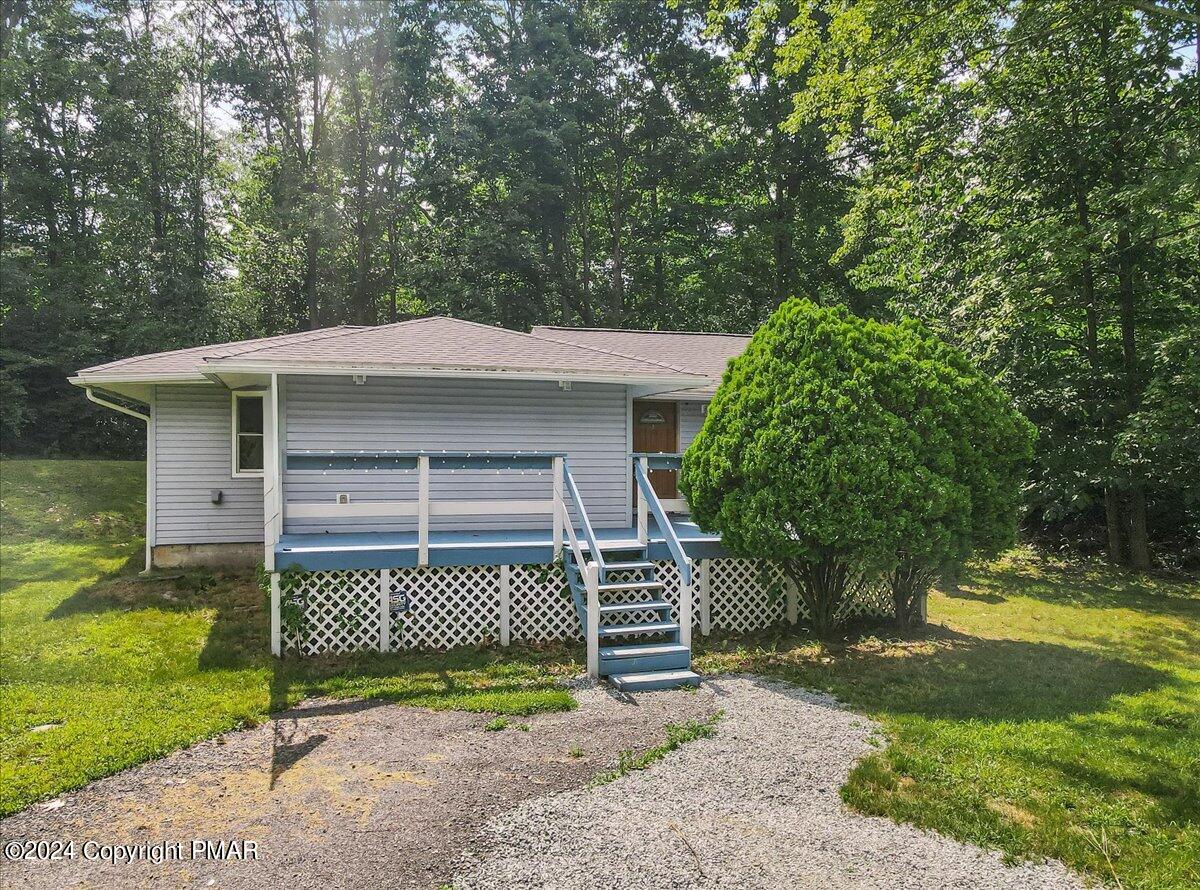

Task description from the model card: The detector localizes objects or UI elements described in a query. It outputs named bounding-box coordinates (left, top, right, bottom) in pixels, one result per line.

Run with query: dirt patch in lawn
left=0, top=683, right=718, bottom=889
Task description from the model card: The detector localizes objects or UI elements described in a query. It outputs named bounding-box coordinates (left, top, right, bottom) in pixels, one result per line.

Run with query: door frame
left=628, top=398, right=686, bottom=508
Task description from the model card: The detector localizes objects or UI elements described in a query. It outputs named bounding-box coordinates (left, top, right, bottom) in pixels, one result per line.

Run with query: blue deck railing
left=284, top=449, right=568, bottom=567
left=286, top=449, right=565, bottom=472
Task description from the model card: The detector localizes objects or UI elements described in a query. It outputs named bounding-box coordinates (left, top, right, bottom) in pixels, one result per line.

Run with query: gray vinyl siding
left=283, top=375, right=630, bottom=534
left=154, top=384, right=265, bottom=545
left=678, top=400, right=707, bottom=451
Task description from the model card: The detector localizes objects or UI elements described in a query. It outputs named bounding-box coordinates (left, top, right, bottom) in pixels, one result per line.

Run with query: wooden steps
left=565, top=536, right=698, bottom=692
left=609, top=669, right=701, bottom=692
left=598, top=598, right=672, bottom=616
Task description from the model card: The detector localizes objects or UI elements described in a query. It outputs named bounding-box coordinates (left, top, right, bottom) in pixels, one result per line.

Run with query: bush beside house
left=681, top=298, right=1035, bottom=635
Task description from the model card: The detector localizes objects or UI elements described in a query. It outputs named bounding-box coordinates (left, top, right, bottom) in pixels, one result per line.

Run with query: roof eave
left=201, top=361, right=709, bottom=388
left=70, top=373, right=209, bottom=386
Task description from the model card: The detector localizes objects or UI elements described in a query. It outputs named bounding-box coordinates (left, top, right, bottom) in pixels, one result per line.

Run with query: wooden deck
left=274, top=517, right=726, bottom=572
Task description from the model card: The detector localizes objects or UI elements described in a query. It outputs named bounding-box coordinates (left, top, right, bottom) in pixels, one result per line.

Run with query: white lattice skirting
left=278, top=559, right=894, bottom=655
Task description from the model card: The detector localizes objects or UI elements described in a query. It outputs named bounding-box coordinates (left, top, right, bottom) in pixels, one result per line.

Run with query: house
left=72, top=316, right=889, bottom=690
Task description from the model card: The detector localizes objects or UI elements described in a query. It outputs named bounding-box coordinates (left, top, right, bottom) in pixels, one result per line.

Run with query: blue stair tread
left=604, top=560, right=655, bottom=572
left=609, top=670, right=701, bottom=691
left=598, top=580, right=664, bottom=593
left=600, top=642, right=688, bottom=660
left=598, top=620, right=678, bottom=637
left=598, top=598, right=671, bottom=615
left=582, top=539, right=646, bottom=552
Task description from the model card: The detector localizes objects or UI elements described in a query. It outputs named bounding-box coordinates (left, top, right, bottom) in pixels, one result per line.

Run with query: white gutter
left=71, top=374, right=207, bottom=386
left=85, top=387, right=150, bottom=422
left=200, top=362, right=709, bottom=388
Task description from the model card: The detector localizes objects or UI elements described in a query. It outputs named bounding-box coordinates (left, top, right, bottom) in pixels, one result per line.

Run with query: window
left=232, top=392, right=265, bottom=477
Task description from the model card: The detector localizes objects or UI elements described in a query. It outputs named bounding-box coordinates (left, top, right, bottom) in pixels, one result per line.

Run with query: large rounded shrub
left=680, top=298, right=1034, bottom=635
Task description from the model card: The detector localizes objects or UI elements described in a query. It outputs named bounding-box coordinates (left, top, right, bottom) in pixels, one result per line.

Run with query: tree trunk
left=579, top=171, right=592, bottom=325
left=1074, top=179, right=1125, bottom=564
left=784, top=555, right=851, bottom=639
left=387, top=214, right=399, bottom=324
left=305, top=0, right=323, bottom=329
left=889, top=561, right=933, bottom=629
left=1104, top=487, right=1125, bottom=564
left=610, top=146, right=625, bottom=325
left=192, top=4, right=207, bottom=283
left=650, top=182, right=664, bottom=307
left=1116, top=225, right=1150, bottom=569
left=1102, top=19, right=1149, bottom=571
left=1127, top=484, right=1150, bottom=570
left=304, top=226, right=319, bottom=329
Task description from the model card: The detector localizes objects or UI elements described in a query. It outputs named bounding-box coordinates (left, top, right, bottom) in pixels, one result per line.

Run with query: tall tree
left=769, top=0, right=1199, bottom=567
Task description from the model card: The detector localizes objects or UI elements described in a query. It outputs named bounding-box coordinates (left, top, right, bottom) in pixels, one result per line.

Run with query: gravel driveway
left=452, top=676, right=1086, bottom=889
left=0, top=686, right=717, bottom=889
left=2, top=676, right=1085, bottom=889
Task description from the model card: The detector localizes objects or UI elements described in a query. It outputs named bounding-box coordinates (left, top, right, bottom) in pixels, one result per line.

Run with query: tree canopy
left=770, top=0, right=1199, bottom=566
left=1, top=0, right=1195, bottom=566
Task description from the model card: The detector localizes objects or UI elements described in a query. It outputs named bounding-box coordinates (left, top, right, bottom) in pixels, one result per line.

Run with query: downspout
left=85, top=387, right=155, bottom=572
left=85, top=387, right=150, bottom=422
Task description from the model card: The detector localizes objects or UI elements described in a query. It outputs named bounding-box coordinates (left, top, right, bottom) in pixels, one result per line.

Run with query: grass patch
left=591, top=713, right=722, bottom=786
left=696, top=548, right=1200, bottom=889
left=0, top=459, right=580, bottom=817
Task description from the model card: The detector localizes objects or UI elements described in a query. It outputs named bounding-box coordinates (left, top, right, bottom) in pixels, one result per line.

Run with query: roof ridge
left=533, top=325, right=750, bottom=339
left=82, top=326, right=362, bottom=373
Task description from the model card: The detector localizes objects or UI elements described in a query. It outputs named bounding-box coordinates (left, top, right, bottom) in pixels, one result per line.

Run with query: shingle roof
left=76, top=326, right=368, bottom=378
left=74, top=317, right=707, bottom=383
left=530, top=326, right=751, bottom=397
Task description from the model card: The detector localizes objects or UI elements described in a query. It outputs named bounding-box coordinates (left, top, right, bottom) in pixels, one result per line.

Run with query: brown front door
left=632, top=400, right=678, bottom=499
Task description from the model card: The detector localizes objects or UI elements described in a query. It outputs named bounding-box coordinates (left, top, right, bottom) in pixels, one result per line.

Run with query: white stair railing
left=634, top=460, right=693, bottom=650
left=561, top=459, right=605, bottom=677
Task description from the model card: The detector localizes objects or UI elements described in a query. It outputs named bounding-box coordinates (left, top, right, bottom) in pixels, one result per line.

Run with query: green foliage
left=3, top=0, right=861, bottom=458
left=3, top=0, right=1193, bottom=567
left=1116, top=328, right=1200, bottom=563
left=682, top=298, right=1033, bottom=631
left=768, top=0, right=1199, bottom=566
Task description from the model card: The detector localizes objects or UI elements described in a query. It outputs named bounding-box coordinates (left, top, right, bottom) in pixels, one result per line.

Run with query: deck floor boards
left=275, top=518, right=725, bottom=571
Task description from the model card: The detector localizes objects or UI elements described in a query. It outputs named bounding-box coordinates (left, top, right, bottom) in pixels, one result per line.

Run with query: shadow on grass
left=44, top=562, right=582, bottom=781
left=939, top=585, right=1005, bottom=605
left=965, top=552, right=1200, bottom=619
left=47, top=561, right=580, bottom=705
left=698, top=623, right=1169, bottom=724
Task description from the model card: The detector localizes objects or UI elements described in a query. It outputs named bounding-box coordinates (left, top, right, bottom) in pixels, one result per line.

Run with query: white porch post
left=636, top=456, right=649, bottom=544
left=263, top=373, right=281, bottom=571
left=143, top=388, right=157, bottom=574
left=379, top=568, right=391, bottom=653
left=270, top=572, right=281, bottom=657
left=417, top=454, right=430, bottom=567
left=584, top=561, right=600, bottom=678
left=499, top=564, right=511, bottom=646
left=551, top=456, right=564, bottom=556
left=699, top=558, right=711, bottom=636
left=679, top=558, right=694, bottom=649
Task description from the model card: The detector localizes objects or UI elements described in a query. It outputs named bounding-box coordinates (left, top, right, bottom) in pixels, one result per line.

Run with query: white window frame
left=231, top=391, right=265, bottom=479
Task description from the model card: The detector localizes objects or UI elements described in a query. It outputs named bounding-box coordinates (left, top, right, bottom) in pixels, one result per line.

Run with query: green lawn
left=698, top=551, right=1200, bottom=888
left=0, top=458, right=578, bottom=817
left=3, top=459, right=1198, bottom=887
